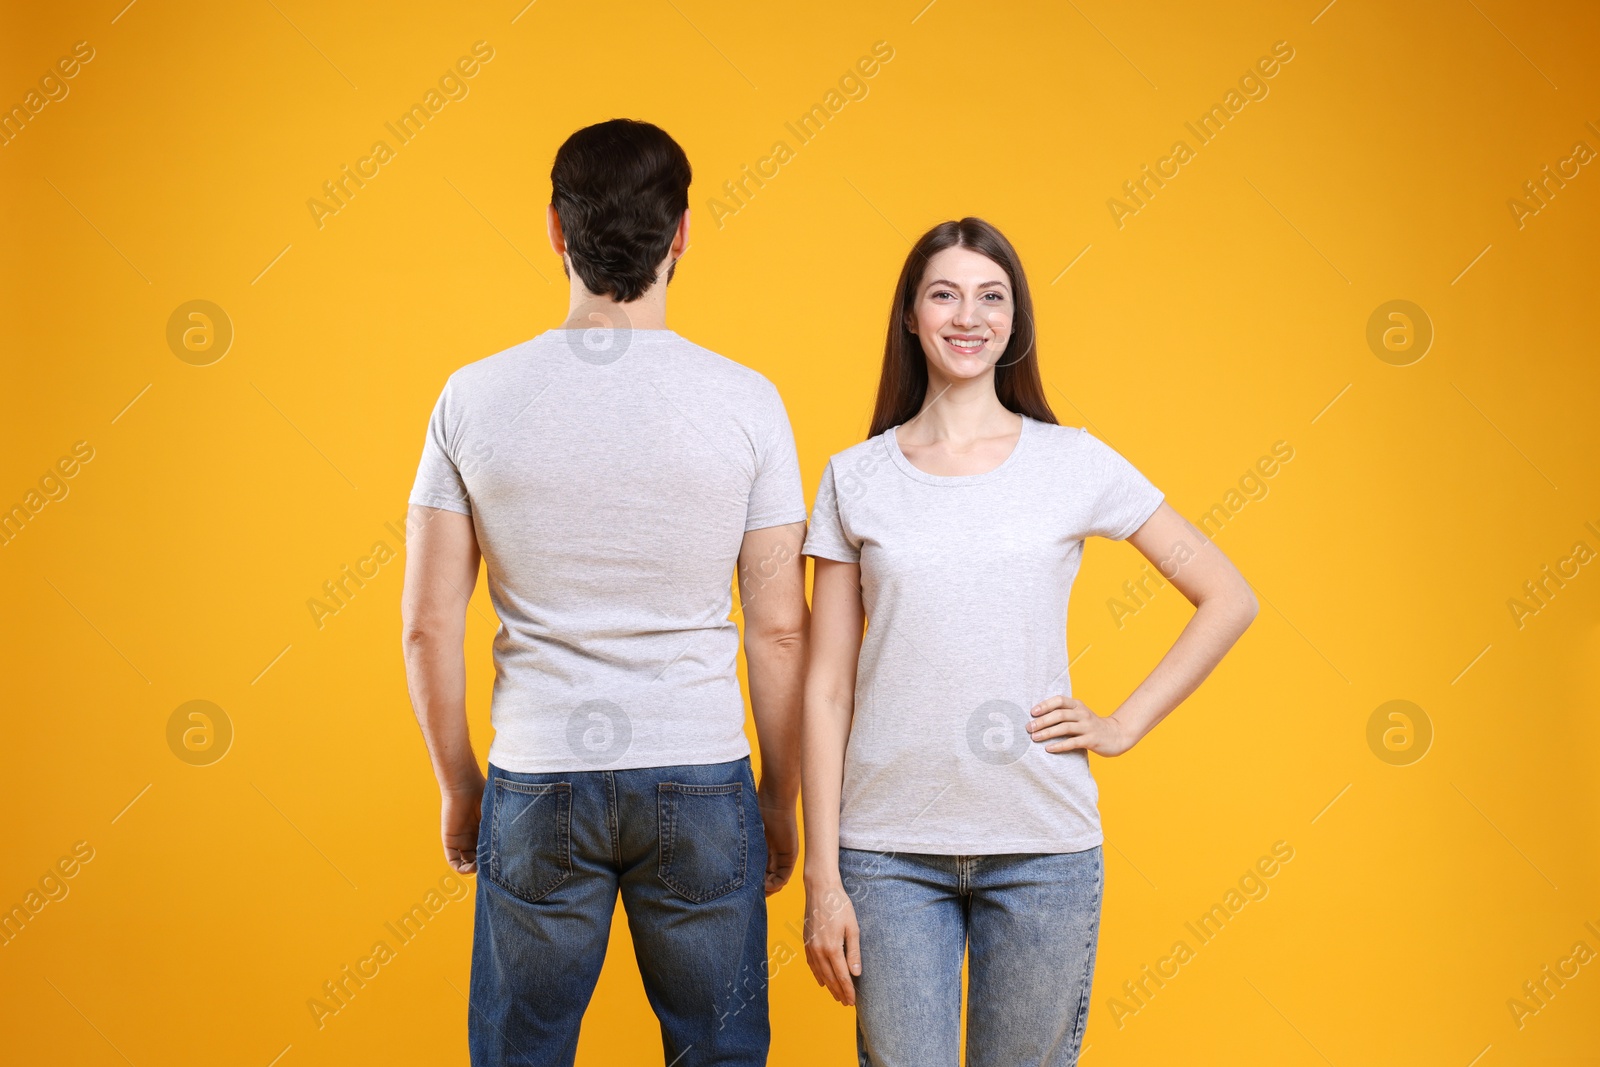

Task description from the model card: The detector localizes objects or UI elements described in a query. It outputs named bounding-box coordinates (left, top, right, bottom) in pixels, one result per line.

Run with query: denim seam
left=660, top=788, right=675, bottom=880
left=956, top=855, right=975, bottom=896
left=1067, top=853, right=1104, bottom=1057
left=605, top=771, right=621, bottom=868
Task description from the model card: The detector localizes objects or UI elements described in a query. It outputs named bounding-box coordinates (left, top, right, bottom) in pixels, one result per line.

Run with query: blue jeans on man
left=468, top=757, right=769, bottom=1066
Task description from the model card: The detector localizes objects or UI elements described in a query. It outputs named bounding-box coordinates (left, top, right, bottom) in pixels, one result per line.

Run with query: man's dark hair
left=550, top=119, right=692, bottom=303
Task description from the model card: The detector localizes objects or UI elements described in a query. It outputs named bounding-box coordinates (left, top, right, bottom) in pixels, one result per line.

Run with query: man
left=401, top=118, right=808, bottom=1066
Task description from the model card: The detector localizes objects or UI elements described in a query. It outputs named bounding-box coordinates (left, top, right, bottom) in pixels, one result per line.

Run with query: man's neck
left=561, top=287, right=668, bottom=332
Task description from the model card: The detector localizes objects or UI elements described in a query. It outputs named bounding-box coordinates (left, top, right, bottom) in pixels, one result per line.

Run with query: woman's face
left=907, top=246, right=1015, bottom=384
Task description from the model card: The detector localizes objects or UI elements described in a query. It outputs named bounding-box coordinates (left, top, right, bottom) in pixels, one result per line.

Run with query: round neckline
left=885, top=415, right=1034, bottom=486
left=542, top=327, right=679, bottom=338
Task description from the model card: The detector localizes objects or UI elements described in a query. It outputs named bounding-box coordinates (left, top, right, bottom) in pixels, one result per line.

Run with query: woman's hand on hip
left=1027, top=696, right=1136, bottom=757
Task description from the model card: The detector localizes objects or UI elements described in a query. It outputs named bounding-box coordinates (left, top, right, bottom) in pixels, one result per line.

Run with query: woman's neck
left=900, top=374, right=1019, bottom=446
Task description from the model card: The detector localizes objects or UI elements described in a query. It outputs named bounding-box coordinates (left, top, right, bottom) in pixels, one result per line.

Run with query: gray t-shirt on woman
left=802, top=415, right=1164, bottom=855
left=409, top=328, right=807, bottom=774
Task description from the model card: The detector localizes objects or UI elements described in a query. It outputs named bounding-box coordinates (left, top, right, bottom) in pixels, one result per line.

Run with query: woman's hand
left=803, top=876, right=862, bottom=1005
left=1027, top=696, right=1137, bottom=757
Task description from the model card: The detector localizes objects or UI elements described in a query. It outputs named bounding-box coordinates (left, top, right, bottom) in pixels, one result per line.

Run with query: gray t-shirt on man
left=802, top=415, right=1165, bottom=854
left=409, top=328, right=807, bottom=773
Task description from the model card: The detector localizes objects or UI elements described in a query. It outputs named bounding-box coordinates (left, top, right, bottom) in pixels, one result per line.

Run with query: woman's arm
left=801, top=557, right=867, bottom=1005
left=1027, top=501, right=1259, bottom=755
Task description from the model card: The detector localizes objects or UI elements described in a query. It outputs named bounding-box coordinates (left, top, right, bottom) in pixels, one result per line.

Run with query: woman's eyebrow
left=925, top=278, right=1010, bottom=291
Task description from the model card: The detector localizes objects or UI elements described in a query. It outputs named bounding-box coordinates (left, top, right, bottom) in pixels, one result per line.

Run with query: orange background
left=3, top=1, right=1598, bottom=1064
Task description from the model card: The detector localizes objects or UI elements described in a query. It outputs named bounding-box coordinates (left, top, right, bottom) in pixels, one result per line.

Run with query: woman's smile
left=942, top=334, right=989, bottom=355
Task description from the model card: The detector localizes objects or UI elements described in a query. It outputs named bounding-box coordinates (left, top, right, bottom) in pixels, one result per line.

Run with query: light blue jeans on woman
left=838, top=845, right=1104, bottom=1067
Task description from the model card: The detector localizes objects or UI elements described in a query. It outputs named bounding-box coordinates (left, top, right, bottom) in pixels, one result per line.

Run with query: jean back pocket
left=657, top=782, right=747, bottom=904
left=488, top=780, right=572, bottom=904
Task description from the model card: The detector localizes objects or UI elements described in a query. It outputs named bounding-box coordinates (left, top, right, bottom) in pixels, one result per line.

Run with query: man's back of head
left=550, top=118, right=692, bottom=305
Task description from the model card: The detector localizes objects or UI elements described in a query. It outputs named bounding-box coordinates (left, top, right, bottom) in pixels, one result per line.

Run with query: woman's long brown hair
left=867, top=217, right=1058, bottom=439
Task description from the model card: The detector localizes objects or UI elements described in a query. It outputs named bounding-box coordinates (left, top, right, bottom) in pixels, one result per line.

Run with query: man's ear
left=547, top=204, right=566, bottom=256
left=671, top=207, right=690, bottom=259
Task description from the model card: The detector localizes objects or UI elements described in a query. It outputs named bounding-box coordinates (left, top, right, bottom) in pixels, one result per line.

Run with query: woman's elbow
left=1199, top=580, right=1258, bottom=631
left=1236, top=584, right=1261, bottom=629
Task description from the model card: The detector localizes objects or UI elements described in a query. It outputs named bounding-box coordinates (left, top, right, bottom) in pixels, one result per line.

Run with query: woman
left=800, top=217, right=1258, bottom=1066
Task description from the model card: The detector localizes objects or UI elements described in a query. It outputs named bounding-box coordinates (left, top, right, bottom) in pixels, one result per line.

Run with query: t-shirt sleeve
left=801, top=459, right=861, bottom=563
left=744, top=382, right=809, bottom=531
left=1079, top=429, right=1164, bottom=540
left=408, top=378, right=474, bottom=516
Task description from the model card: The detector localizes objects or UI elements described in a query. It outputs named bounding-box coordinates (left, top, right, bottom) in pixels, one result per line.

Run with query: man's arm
left=736, top=520, right=809, bottom=895
left=400, top=504, right=484, bottom=874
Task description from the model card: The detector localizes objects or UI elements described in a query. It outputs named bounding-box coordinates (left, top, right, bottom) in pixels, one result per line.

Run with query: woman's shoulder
left=1026, top=418, right=1094, bottom=450
left=824, top=431, right=893, bottom=470
left=1026, top=420, right=1153, bottom=486
left=1025, top=420, right=1141, bottom=477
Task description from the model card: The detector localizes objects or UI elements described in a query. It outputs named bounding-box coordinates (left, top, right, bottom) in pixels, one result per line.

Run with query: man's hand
left=441, top=770, right=486, bottom=874
left=1026, top=696, right=1138, bottom=757
left=759, top=784, right=799, bottom=895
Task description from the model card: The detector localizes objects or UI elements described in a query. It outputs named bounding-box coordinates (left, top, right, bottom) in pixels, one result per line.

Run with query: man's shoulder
left=443, top=331, right=776, bottom=389
left=661, top=333, right=780, bottom=398
left=440, top=335, right=544, bottom=392
left=432, top=331, right=787, bottom=432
